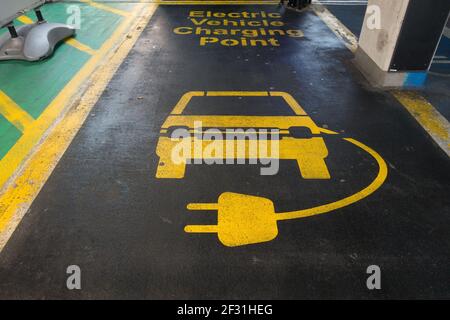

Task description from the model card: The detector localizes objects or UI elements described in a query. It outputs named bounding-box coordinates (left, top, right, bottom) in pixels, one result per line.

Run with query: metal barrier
left=0, top=0, right=75, bottom=61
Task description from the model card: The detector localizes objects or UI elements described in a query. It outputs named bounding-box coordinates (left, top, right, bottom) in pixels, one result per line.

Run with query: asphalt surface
left=0, top=5, right=449, bottom=299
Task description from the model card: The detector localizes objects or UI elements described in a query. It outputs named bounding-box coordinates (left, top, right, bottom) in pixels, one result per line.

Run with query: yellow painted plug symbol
left=185, top=193, right=279, bottom=247
left=184, top=138, right=388, bottom=247
left=155, top=92, right=389, bottom=247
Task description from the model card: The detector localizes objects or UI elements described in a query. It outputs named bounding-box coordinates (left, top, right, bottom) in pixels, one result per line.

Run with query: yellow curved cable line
left=276, top=137, right=388, bottom=221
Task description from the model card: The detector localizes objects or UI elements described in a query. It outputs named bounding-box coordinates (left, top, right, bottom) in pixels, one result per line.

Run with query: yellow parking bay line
left=0, top=90, right=34, bottom=133
left=393, top=91, right=450, bottom=156
left=65, top=38, right=97, bottom=56
left=79, top=0, right=130, bottom=17
left=313, top=2, right=450, bottom=157
left=17, top=16, right=34, bottom=25
left=16, top=16, right=97, bottom=56
left=0, top=4, right=159, bottom=251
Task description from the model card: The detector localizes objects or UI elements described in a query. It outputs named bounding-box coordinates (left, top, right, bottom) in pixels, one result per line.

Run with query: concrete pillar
left=355, top=0, right=450, bottom=88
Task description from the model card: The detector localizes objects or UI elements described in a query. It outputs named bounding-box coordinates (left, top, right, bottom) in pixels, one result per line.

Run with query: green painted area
left=0, top=1, right=130, bottom=160
left=0, top=116, right=21, bottom=160
left=102, top=1, right=138, bottom=11
left=22, top=3, right=125, bottom=50
left=0, top=45, right=90, bottom=119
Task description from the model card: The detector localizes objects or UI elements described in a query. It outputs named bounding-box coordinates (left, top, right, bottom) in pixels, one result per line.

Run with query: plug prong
left=184, top=225, right=218, bottom=233
left=187, top=203, right=219, bottom=211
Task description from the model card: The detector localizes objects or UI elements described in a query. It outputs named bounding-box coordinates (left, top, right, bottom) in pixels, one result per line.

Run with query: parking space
left=0, top=4, right=448, bottom=299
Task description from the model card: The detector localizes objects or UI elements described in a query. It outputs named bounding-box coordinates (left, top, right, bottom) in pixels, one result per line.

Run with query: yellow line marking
left=172, top=91, right=204, bottom=115
left=15, top=16, right=97, bottom=56
left=161, top=129, right=291, bottom=135
left=206, top=91, right=269, bottom=97
left=393, top=91, right=450, bottom=156
left=170, top=91, right=307, bottom=116
left=313, top=2, right=450, bottom=157
left=0, top=90, right=35, bottom=133
left=270, top=91, right=307, bottom=115
left=0, top=4, right=159, bottom=251
left=79, top=0, right=130, bottom=17
left=17, top=15, right=34, bottom=25
left=185, top=225, right=218, bottom=233
left=162, top=115, right=323, bottom=134
left=277, top=137, right=388, bottom=220
left=65, top=38, right=97, bottom=56
left=160, top=128, right=290, bottom=134
left=187, top=203, right=219, bottom=211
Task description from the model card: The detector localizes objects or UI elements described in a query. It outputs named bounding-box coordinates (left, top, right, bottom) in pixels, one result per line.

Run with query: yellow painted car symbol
left=155, top=91, right=388, bottom=247
left=156, top=91, right=333, bottom=179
